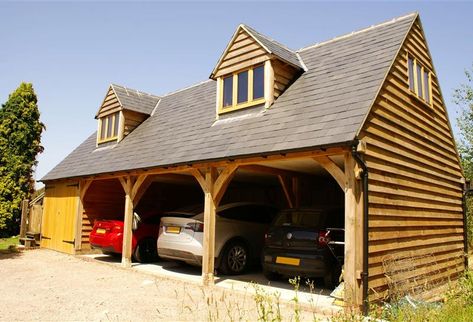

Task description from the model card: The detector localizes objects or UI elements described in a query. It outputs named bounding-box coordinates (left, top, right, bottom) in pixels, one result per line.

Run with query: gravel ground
left=0, top=249, right=329, bottom=321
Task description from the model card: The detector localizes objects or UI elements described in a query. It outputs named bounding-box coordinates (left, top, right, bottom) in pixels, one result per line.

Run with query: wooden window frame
left=218, top=64, right=266, bottom=114
left=407, top=53, right=433, bottom=107
left=97, top=112, right=120, bottom=144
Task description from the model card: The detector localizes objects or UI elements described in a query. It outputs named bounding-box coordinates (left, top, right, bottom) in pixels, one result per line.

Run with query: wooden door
left=41, top=182, right=79, bottom=254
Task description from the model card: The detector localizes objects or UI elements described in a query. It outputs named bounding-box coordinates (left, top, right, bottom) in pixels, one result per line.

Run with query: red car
left=90, top=206, right=201, bottom=263
left=90, top=215, right=161, bottom=263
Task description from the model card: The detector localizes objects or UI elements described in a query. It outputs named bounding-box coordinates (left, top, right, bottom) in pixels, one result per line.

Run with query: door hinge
left=62, top=239, right=75, bottom=245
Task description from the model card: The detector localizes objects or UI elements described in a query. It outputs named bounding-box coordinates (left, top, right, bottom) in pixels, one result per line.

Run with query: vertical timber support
left=119, top=175, right=148, bottom=267
left=344, top=152, right=364, bottom=309
left=191, top=165, right=238, bottom=286
left=76, top=180, right=93, bottom=251
left=19, top=199, right=29, bottom=239
left=202, top=168, right=218, bottom=285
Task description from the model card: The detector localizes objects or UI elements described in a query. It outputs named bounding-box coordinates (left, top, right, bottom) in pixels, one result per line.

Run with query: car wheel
left=219, top=240, right=248, bottom=275
left=133, top=238, right=158, bottom=263
left=263, top=268, right=281, bottom=281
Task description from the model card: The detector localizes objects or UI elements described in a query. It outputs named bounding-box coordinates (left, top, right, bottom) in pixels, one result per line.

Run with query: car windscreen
left=273, top=209, right=327, bottom=228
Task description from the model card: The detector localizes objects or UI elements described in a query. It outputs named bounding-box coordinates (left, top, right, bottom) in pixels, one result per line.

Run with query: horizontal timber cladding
left=98, top=87, right=121, bottom=117
left=214, top=29, right=270, bottom=78
left=272, top=59, right=300, bottom=98
left=123, top=110, right=148, bottom=137
left=41, top=182, right=79, bottom=254
left=359, top=17, right=465, bottom=302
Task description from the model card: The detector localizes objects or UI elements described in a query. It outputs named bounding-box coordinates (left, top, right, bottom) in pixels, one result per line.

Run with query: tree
left=454, top=64, right=473, bottom=246
left=0, top=83, right=44, bottom=237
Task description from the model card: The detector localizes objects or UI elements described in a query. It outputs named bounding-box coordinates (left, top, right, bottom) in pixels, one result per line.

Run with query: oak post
left=120, top=176, right=134, bottom=267
left=202, top=167, right=217, bottom=286
left=19, top=199, right=29, bottom=239
left=344, top=153, right=363, bottom=309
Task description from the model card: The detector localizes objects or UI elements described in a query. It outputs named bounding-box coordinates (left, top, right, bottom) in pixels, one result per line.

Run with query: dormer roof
left=96, top=84, right=160, bottom=118
left=210, top=24, right=304, bottom=79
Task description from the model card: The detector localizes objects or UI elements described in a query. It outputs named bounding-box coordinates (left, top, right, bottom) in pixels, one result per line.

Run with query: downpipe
left=463, top=182, right=472, bottom=270
left=351, top=142, right=369, bottom=316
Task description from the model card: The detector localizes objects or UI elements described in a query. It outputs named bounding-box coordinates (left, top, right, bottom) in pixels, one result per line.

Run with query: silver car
left=157, top=202, right=278, bottom=275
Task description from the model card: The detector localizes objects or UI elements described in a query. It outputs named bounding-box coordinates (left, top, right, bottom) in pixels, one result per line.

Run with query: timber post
left=19, top=199, right=29, bottom=239
left=344, top=152, right=364, bottom=309
left=192, top=165, right=238, bottom=286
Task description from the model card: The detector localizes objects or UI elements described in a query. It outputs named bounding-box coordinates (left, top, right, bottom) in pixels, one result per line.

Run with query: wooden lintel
left=65, top=147, right=348, bottom=183
left=278, top=175, right=295, bottom=208
left=313, top=156, right=346, bottom=191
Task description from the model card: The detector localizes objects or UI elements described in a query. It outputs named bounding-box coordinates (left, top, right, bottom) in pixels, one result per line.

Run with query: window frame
left=218, top=64, right=266, bottom=114
left=98, top=112, right=120, bottom=144
left=407, top=53, right=433, bottom=107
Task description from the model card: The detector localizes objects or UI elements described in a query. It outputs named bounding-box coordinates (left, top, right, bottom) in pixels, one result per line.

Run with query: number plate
left=276, top=256, right=300, bottom=266
left=166, top=226, right=181, bottom=234
left=96, top=228, right=106, bottom=234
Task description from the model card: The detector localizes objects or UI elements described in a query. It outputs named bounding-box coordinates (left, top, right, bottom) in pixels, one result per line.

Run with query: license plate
left=276, top=256, right=300, bottom=266
left=166, top=226, right=181, bottom=234
left=96, top=228, right=106, bottom=234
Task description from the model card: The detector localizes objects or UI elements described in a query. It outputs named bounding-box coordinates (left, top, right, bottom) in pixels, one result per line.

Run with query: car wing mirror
left=132, top=212, right=142, bottom=230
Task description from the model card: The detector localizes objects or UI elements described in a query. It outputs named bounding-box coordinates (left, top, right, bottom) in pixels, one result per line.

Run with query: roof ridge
left=298, top=12, right=417, bottom=52
left=241, top=23, right=297, bottom=53
left=111, top=83, right=160, bottom=98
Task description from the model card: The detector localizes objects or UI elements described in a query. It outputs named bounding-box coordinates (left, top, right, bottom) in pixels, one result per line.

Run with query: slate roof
left=241, top=24, right=304, bottom=69
left=109, top=84, right=160, bottom=115
left=42, top=13, right=416, bottom=181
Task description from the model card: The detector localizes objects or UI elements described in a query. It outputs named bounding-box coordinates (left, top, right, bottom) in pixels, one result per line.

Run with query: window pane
left=417, top=64, right=423, bottom=98
left=253, top=65, right=264, bottom=99
left=423, top=71, right=430, bottom=104
left=408, top=57, right=415, bottom=91
left=223, top=76, right=233, bottom=107
left=237, top=71, right=248, bottom=104
left=107, top=115, right=113, bottom=138
left=100, top=119, right=106, bottom=140
left=114, top=113, right=119, bottom=136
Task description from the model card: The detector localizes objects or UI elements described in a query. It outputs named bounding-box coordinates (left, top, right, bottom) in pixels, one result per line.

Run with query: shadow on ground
left=0, top=249, right=23, bottom=260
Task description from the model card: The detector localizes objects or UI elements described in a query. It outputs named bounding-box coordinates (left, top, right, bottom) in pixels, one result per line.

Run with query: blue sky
left=1, top=1, right=472, bottom=184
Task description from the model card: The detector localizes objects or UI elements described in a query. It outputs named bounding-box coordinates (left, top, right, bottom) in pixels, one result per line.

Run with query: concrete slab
left=80, top=254, right=342, bottom=316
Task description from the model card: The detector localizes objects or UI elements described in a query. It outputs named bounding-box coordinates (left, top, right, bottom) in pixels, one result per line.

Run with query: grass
left=379, top=271, right=473, bottom=322
left=0, top=236, right=19, bottom=251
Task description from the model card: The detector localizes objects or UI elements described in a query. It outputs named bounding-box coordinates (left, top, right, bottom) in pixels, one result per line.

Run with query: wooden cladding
left=97, top=87, right=120, bottom=117
left=360, top=17, right=464, bottom=302
left=123, top=110, right=147, bottom=137
left=213, top=28, right=269, bottom=78
left=272, top=59, right=299, bottom=98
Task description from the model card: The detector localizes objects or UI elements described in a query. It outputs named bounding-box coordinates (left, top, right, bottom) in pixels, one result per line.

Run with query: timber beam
left=69, top=147, right=348, bottom=182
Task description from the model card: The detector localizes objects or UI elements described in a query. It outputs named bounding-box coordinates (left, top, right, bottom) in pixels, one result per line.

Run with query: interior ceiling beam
left=240, top=164, right=312, bottom=178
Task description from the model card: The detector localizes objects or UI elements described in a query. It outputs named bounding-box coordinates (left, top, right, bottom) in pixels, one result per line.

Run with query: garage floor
left=81, top=253, right=340, bottom=314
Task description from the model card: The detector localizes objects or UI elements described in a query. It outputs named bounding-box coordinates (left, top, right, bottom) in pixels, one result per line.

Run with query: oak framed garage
left=40, top=13, right=466, bottom=312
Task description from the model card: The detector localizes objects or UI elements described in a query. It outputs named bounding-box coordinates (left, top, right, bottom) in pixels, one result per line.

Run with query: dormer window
left=95, top=84, right=160, bottom=146
left=220, top=65, right=265, bottom=113
left=98, top=112, right=120, bottom=143
left=211, top=24, right=304, bottom=117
